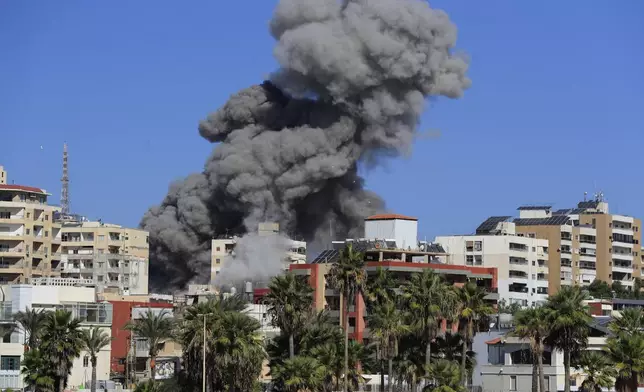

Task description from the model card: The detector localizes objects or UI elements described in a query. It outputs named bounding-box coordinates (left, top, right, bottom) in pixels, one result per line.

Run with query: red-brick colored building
left=109, top=300, right=174, bottom=375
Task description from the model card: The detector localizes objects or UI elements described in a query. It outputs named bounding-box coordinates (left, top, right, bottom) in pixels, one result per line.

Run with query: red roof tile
left=365, top=213, right=417, bottom=221
left=485, top=337, right=502, bottom=345
left=0, top=184, right=47, bottom=194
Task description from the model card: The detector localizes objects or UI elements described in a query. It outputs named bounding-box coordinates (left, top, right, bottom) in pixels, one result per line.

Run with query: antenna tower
left=61, top=143, right=70, bottom=215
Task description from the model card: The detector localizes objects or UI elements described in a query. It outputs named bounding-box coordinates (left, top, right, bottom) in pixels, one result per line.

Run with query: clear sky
left=1, top=1, right=643, bottom=241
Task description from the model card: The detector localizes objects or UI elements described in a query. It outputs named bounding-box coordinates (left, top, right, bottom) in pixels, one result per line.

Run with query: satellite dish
left=420, top=244, right=425, bottom=251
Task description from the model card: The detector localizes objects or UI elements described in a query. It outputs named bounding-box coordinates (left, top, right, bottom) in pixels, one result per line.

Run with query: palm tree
left=21, top=349, right=55, bottom=392
left=40, top=309, right=84, bottom=392
left=176, top=296, right=248, bottom=391
left=424, top=359, right=465, bottom=392
left=13, top=307, right=48, bottom=350
left=402, top=269, right=457, bottom=375
left=366, top=267, right=397, bottom=392
left=125, top=309, right=174, bottom=382
left=264, top=272, right=314, bottom=358
left=546, top=285, right=592, bottom=392
left=328, top=243, right=367, bottom=392
left=512, top=307, right=552, bottom=392
left=574, top=350, right=615, bottom=392
left=605, top=308, right=644, bottom=392
left=212, top=311, right=266, bottom=392
left=456, top=282, right=494, bottom=387
left=273, top=356, right=326, bottom=392
left=432, top=333, right=476, bottom=376
left=81, top=327, right=112, bottom=392
left=309, top=343, right=343, bottom=392
left=369, top=300, right=408, bottom=392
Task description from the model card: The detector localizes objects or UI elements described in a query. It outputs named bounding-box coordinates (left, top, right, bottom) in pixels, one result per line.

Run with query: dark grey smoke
left=142, top=0, right=470, bottom=291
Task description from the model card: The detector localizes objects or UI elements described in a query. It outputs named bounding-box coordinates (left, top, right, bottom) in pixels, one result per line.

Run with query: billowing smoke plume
left=142, top=0, right=471, bottom=291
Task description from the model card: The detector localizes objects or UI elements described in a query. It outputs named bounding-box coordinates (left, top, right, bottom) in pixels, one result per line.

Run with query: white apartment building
left=436, top=216, right=549, bottom=307
left=211, top=222, right=307, bottom=281
left=0, top=282, right=112, bottom=390
left=59, top=218, right=149, bottom=295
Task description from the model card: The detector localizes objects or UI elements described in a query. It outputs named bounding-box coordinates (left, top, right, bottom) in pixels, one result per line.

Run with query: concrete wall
left=365, top=219, right=418, bottom=249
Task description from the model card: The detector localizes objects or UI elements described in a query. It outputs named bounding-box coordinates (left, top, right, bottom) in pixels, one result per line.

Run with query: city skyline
left=2, top=0, right=643, bottom=242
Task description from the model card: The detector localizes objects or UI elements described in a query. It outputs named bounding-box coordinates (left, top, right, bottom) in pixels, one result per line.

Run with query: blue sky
left=1, top=1, right=643, bottom=240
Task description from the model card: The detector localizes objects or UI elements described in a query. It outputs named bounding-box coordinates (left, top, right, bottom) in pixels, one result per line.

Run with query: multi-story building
left=59, top=218, right=149, bottom=295
left=210, top=222, right=306, bottom=281
left=0, top=167, right=62, bottom=284
left=436, top=216, right=549, bottom=307
left=513, top=196, right=642, bottom=294
left=0, top=282, right=113, bottom=391
left=291, top=214, right=499, bottom=344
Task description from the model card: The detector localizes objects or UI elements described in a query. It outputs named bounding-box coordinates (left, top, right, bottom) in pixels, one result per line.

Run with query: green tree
left=264, top=273, right=314, bottom=359
left=546, top=285, right=592, bottom=392
left=431, top=333, right=476, bottom=376
left=13, top=307, right=49, bottom=350
left=211, top=312, right=266, bottom=392
left=456, top=282, right=494, bottom=387
left=81, top=326, right=112, bottom=392
left=368, top=300, right=408, bottom=392
left=402, top=269, right=457, bottom=375
left=365, top=267, right=397, bottom=392
left=605, top=308, right=644, bottom=392
left=175, top=296, right=247, bottom=392
left=512, top=307, right=552, bottom=392
left=40, top=310, right=84, bottom=392
left=587, top=280, right=612, bottom=300
left=272, top=356, right=326, bottom=392
left=21, top=349, right=55, bottom=392
left=423, top=359, right=465, bottom=392
left=574, top=351, right=615, bottom=392
left=329, top=243, right=367, bottom=392
left=125, top=309, right=174, bottom=382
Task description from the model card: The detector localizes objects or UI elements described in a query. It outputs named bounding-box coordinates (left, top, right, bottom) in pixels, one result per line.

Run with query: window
left=510, top=376, right=517, bottom=391
left=216, top=258, right=221, bottom=264
left=216, top=247, right=221, bottom=251
left=26, top=212, right=30, bottom=218
left=98, top=235, right=105, bottom=241
left=528, top=233, right=536, bottom=238
left=45, top=214, right=48, bottom=221
left=83, top=356, right=89, bottom=367
left=1, top=356, right=21, bottom=370
left=466, top=255, right=474, bottom=265
left=474, top=255, right=483, bottom=265
left=474, top=241, right=482, bottom=251
left=45, top=230, right=48, bottom=237
left=26, top=228, right=30, bottom=235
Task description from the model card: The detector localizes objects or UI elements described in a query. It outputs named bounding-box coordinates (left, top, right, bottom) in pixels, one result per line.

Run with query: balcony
left=0, top=246, right=25, bottom=257
left=612, top=263, right=633, bottom=274
left=0, top=261, right=24, bottom=274
left=537, top=274, right=548, bottom=281
left=0, top=370, right=23, bottom=390
left=0, top=232, right=23, bottom=240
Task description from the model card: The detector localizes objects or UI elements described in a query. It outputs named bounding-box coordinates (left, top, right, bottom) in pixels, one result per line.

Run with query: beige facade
left=0, top=169, right=62, bottom=284
left=514, top=199, right=642, bottom=294
left=0, top=166, right=6, bottom=185
left=60, top=220, right=150, bottom=295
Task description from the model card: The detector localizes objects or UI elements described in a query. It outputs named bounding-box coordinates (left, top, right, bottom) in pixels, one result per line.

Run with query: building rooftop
left=311, top=239, right=446, bottom=264
left=514, top=215, right=571, bottom=226
left=365, top=213, right=417, bottom=221
left=517, top=205, right=552, bottom=211
left=0, top=184, right=48, bottom=195
left=475, top=216, right=512, bottom=234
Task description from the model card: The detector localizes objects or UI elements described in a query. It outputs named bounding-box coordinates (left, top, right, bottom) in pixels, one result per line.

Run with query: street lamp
left=198, top=313, right=213, bottom=392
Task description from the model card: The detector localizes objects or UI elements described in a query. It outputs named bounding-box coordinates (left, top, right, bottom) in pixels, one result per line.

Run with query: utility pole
left=199, top=313, right=212, bottom=392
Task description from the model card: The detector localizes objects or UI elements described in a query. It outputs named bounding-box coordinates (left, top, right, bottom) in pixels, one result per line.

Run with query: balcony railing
left=0, top=370, right=23, bottom=390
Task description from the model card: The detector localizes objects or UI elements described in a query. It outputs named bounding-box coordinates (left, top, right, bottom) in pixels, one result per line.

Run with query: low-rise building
left=0, top=282, right=112, bottom=391
left=436, top=216, right=550, bottom=307
left=293, top=214, right=499, bottom=344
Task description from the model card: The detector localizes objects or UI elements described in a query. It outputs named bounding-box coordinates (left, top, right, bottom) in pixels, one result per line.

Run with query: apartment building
left=292, top=214, right=499, bottom=344
left=436, top=216, right=549, bottom=307
left=60, top=218, right=150, bottom=295
left=513, top=196, right=642, bottom=294
left=0, top=168, right=62, bottom=284
left=0, top=282, right=113, bottom=390
left=211, top=222, right=306, bottom=281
